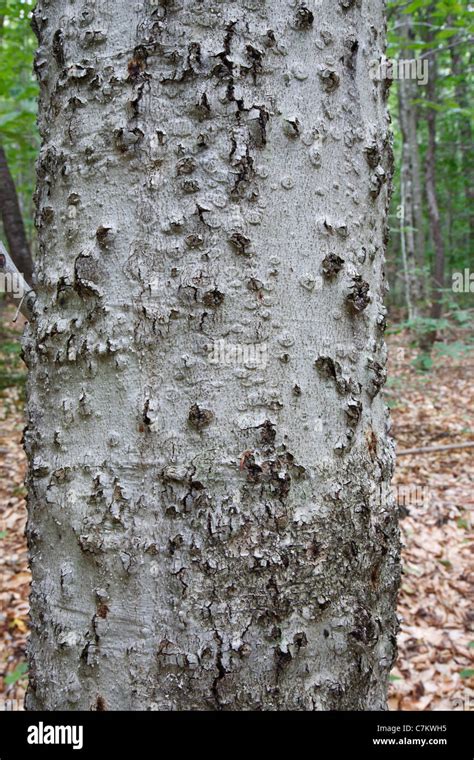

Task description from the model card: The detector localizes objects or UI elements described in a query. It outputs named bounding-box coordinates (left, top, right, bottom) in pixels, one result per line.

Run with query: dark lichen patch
left=74, top=253, right=102, bottom=298
left=260, top=419, right=276, bottom=446
left=365, top=427, right=378, bottom=461
left=370, top=166, right=387, bottom=198
left=202, top=289, right=225, bottom=308
left=239, top=450, right=305, bottom=501
left=343, top=38, right=359, bottom=72
left=318, top=69, right=340, bottom=92
left=188, top=404, right=214, bottom=430
left=346, top=276, right=370, bottom=312
left=245, top=44, right=264, bottom=83
left=96, top=226, right=113, bottom=249
left=181, top=179, right=200, bottom=194
left=143, top=399, right=153, bottom=428
left=127, top=46, right=148, bottom=82
left=306, top=537, right=323, bottom=561
left=249, top=105, right=270, bottom=148
left=228, top=231, right=251, bottom=255
left=176, top=156, right=197, bottom=176
left=113, top=127, right=144, bottom=154
left=193, top=92, right=212, bottom=121
left=293, top=632, right=308, bottom=650
left=322, top=252, right=344, bottom=278
left=315, top=356, right=351, bottom=395
left=95, top=695, right=107, bottom=711
left=294, top=5, right=314, bottom=29
left=96, top=602, right=109, bottom=619
left=185, top=233, right=204, bottom=249
left=283, top=117, right=301, bottom=139
left=229, top=146, right=255, bottom=199
left=345, top=397, right=362, bottom=428
left=315, top=355, right=339, bottom=381
left=52, top=29, right=65, bottom=67
left=275, top=646, right=292, bottom=671
left=364, top=144, right=381, bottom=168
left=367, top=359, right=387, bottom=397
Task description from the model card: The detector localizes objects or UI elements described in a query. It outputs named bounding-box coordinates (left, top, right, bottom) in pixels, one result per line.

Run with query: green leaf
left=459, top=669, right=474, bottom=679
left=402, top=0, right=429, bottom=13
left=4, top=662, right=28, bottom=685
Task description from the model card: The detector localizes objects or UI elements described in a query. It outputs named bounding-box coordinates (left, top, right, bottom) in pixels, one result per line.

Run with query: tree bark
left=397, top=12, right=425, bottom=311
left=450, top=44, right=474, bottom=250
left=423, top=37, right=445, bottom=349
left=0, top=144, right=34, bottom=285
left=24, top=0, right=400, bottom=711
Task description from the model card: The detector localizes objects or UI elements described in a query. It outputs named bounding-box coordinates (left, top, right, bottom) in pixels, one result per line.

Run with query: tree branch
left=398, top=442, right=474, bottom=456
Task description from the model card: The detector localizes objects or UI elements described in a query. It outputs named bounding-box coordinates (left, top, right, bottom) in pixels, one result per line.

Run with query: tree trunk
left=450, top=44, right=474, bottom=250
left=0, top=144, right=34, bottom=285
left=24, top=0, right=399, bottom=711
left=396, top=12, right=425, bottom=311
left=423, top=33, right=445, bottom=350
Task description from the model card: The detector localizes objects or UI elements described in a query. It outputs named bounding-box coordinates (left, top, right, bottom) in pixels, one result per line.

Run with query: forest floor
left=0, top=305, right=472, bottom=710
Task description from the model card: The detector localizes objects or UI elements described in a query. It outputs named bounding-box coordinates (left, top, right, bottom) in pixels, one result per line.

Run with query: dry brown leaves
left=387, top=336, right=473, bottom=711
left=0, top=309, right=28, bottom=705
left=0, top=309, right=472, bottom=710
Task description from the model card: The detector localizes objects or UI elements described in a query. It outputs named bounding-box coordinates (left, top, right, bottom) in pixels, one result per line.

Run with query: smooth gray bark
left=25, top=0, right=399, bottom=711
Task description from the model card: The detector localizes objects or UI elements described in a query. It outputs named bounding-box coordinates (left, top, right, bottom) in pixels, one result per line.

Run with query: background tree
left=396, top=10, right=425, bottom=316
left=24, top=0, right=400, bottom=710
left=0, top=144, right=33, bottom=284
left=0, top=0, right=37, bottom=283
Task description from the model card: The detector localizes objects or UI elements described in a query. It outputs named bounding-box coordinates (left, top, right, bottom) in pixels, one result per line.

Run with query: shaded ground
left=0, top=305, right=472, bottom=710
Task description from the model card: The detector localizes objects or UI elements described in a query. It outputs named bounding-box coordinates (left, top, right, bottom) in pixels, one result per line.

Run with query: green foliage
left=412, top=352, right=433, bottom=372
left=4, top=661, right=28, bottom=685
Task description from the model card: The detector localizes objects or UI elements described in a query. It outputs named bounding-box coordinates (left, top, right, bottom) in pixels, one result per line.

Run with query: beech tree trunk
left=24, top=0, right=399, bottom=711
